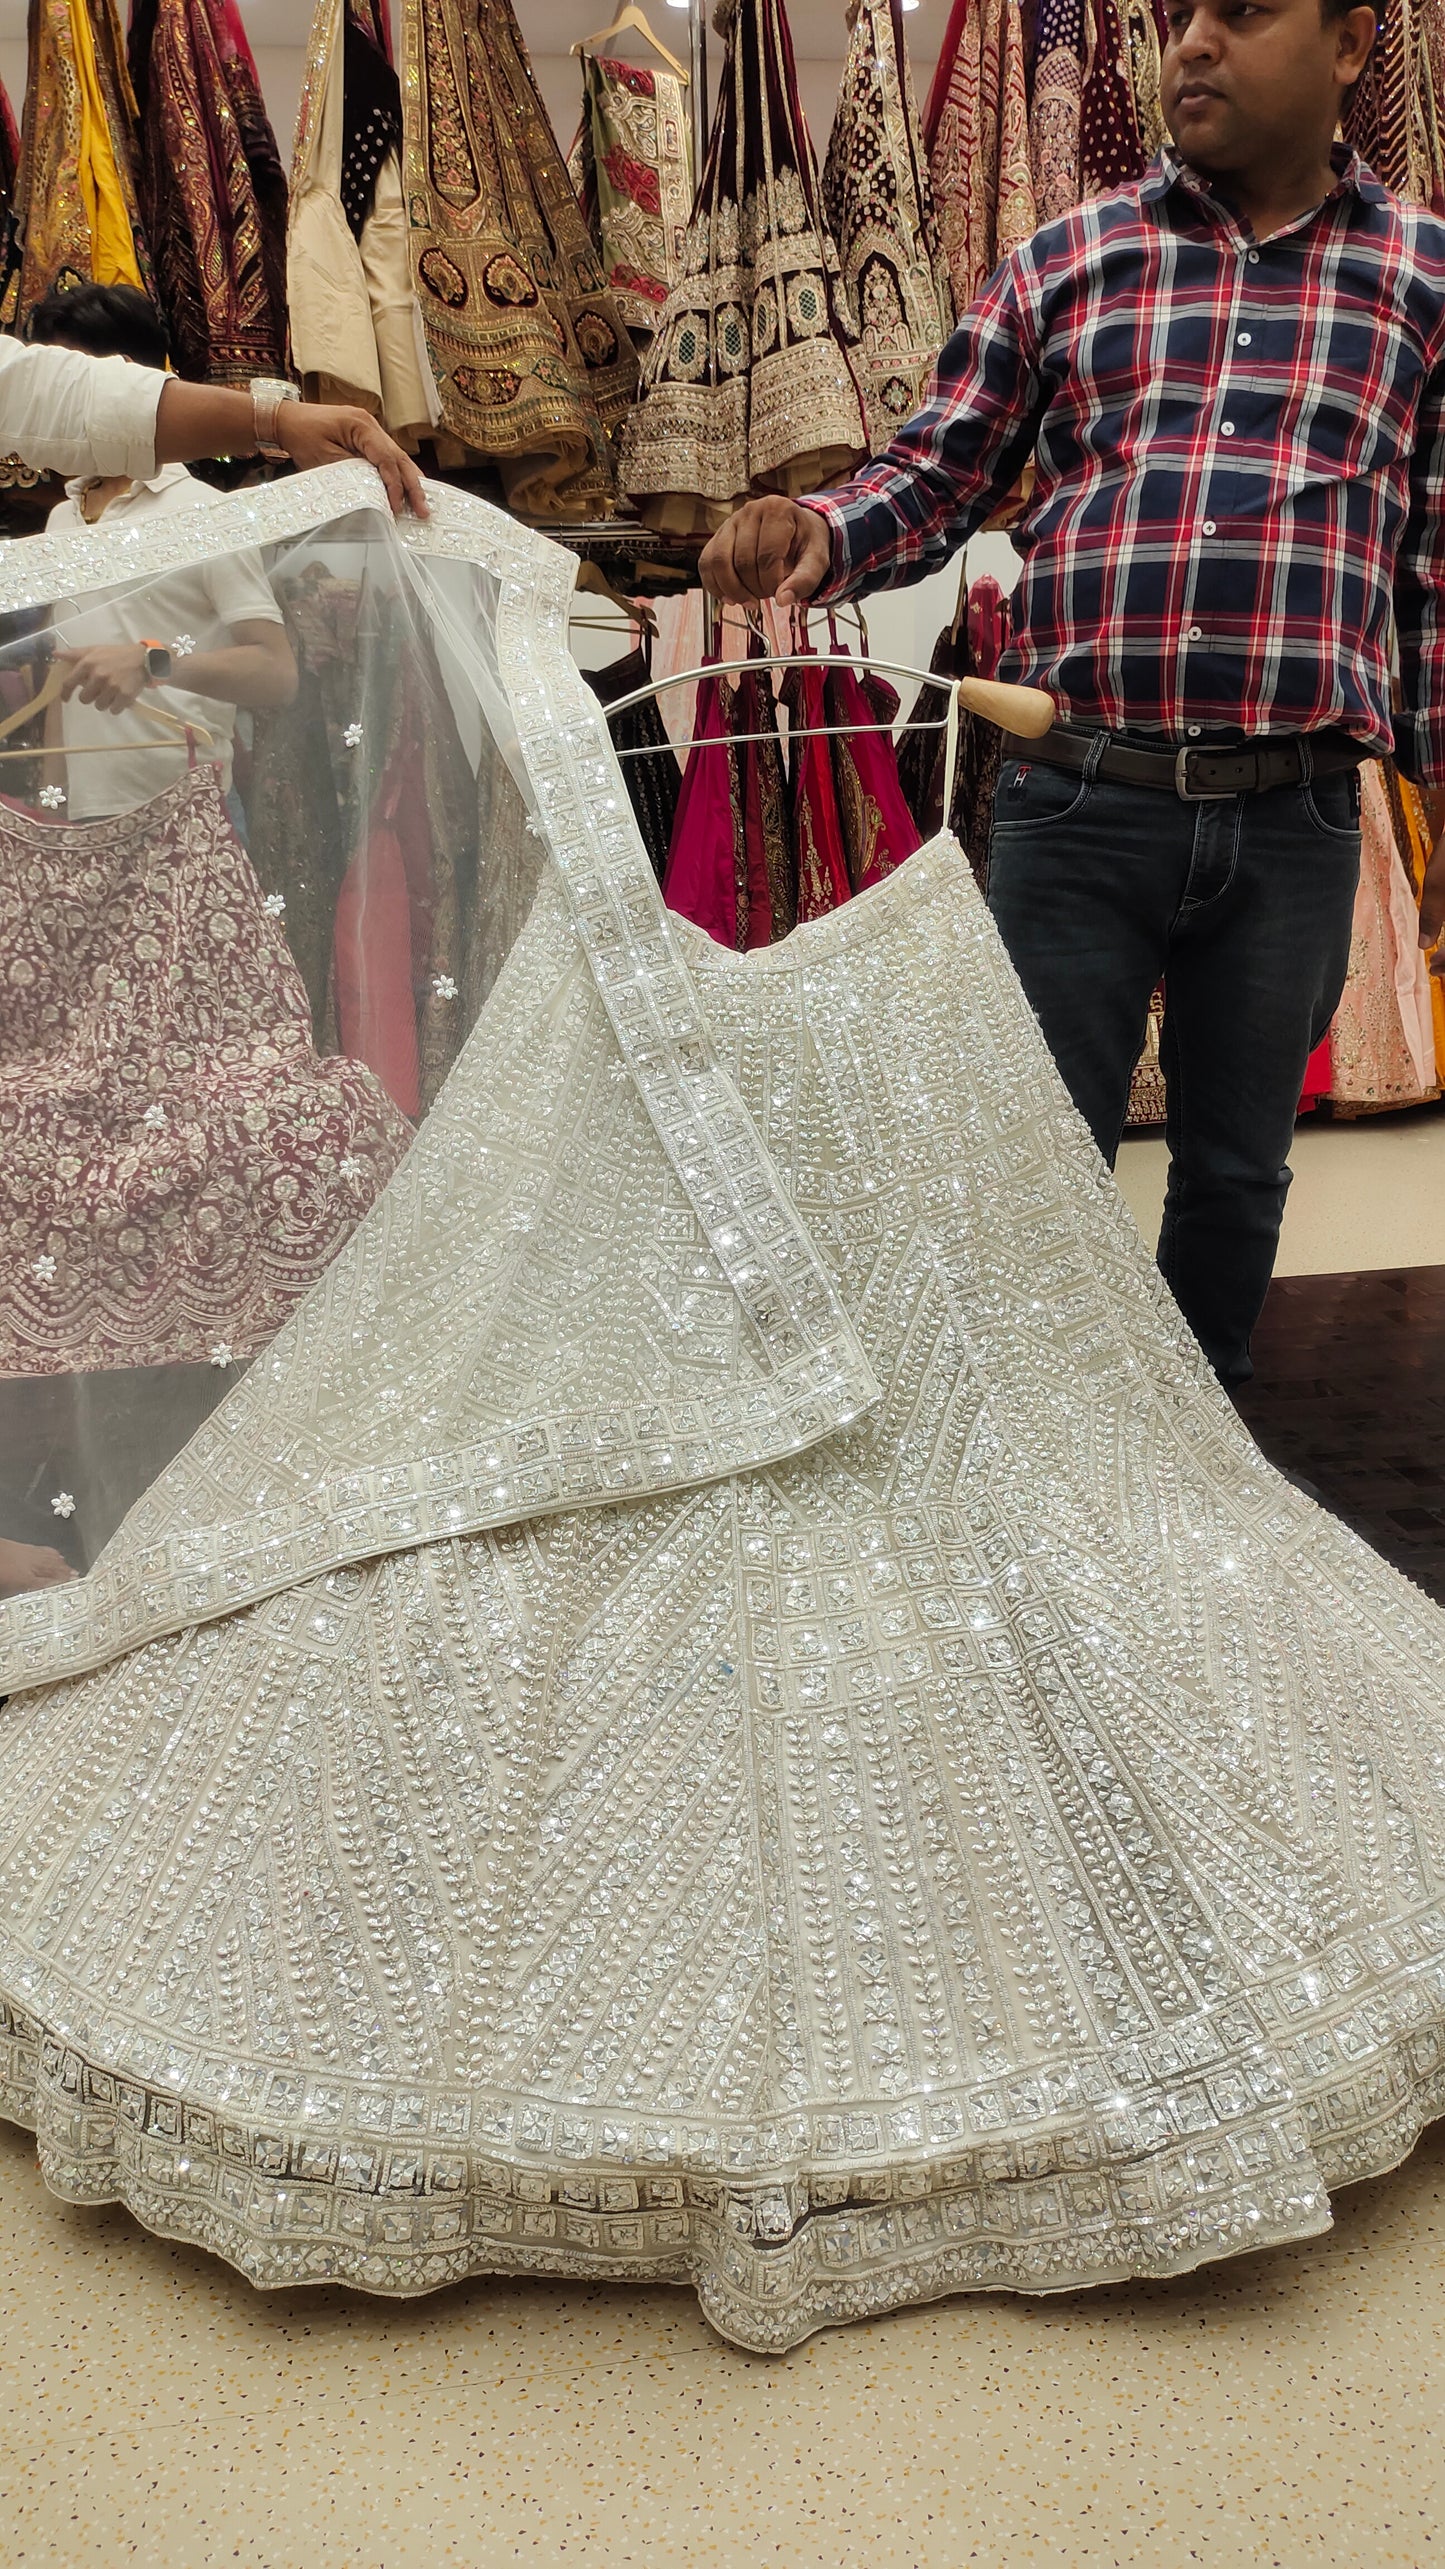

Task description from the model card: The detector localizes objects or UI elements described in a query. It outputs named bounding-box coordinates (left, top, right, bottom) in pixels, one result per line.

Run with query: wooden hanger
left=571, top=2, right=689, bottom=78
left=573, top=560, right=659, bottom=635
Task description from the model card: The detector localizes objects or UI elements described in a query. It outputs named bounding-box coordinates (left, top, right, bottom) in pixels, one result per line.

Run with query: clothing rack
left=593, top=650, right=1055, bottom=834
left=601, top=650, right=1055, bottom=750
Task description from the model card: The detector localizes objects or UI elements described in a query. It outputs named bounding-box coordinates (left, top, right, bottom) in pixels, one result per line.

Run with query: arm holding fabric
left=0, top=337, right=427, bottom=517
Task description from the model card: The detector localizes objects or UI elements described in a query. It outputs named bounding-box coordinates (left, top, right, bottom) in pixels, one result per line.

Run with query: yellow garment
left=9, top=0, right=149, bottom=325
left=71, top=0, right=142, bottom=287
left=1391, top=768, right=1445, bottom=1083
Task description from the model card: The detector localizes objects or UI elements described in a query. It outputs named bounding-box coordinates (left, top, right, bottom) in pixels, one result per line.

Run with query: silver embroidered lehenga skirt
left=1, top=472, right=1443, bottom=2353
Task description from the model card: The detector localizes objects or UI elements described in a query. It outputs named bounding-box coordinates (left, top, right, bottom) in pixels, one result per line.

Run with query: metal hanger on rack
left=600, top=651, right=1056, bottom=751
left=593, top=651, right=1056, bottom=845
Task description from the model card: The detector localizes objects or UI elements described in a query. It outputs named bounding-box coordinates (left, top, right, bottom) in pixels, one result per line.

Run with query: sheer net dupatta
left=0, top=466, right=876, bottom=1688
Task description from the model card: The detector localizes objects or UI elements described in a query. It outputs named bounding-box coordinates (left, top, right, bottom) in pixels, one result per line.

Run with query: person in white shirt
left=31, top=286, right=297, bottom=821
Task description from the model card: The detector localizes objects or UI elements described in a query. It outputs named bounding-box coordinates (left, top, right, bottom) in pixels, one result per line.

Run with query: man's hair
left=25, top=282, right=171, bottom=372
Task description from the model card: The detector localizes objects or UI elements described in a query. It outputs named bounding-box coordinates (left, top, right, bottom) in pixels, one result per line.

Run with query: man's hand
left=277, top=403, right=428, bottom=519
left=56, top=643, right=149, bottom=714
left=699, top=496, right=833, bottom=606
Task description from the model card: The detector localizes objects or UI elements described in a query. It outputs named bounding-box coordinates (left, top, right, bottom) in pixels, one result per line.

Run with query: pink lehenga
left=0, top=761, right=408, bottom=1378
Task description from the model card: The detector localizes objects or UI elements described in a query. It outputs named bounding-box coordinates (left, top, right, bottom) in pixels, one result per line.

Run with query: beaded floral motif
left=0, top=763, right=409, bottom=1375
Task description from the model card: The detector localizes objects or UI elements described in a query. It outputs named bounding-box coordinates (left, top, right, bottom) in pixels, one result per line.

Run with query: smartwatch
left=139, top=640, right=173, bottom=684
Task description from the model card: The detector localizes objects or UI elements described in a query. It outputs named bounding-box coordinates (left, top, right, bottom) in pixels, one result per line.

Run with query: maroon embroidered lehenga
left=127, top=0, right=289, bottom=386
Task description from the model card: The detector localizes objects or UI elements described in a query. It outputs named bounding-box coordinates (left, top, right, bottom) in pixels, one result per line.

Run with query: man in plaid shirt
left=701, top=0, right=1444, bottom=1387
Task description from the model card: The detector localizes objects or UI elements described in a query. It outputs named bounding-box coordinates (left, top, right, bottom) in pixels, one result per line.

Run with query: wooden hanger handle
left=956, top=677, right=1056, bottom=738
left=0, top=660, right=67, bottom=743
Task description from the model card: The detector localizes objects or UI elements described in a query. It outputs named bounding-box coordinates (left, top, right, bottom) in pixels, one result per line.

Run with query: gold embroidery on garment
left=620, top=0, right=866, bottom=533
left=402, top=0, right=638, bottom=518
left=821, top=0, right=952, bottom=454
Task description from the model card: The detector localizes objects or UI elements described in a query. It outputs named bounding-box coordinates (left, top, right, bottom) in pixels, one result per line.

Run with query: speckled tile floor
left=3, top=2115, right=1445, bottom=2567
left=4, top=1120, right=1445, bottom=2569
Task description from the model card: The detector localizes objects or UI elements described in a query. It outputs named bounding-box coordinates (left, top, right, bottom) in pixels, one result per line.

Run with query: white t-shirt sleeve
left=203, top=547, right=285, bottom=632
left=0, top=341, right=164, bottom=481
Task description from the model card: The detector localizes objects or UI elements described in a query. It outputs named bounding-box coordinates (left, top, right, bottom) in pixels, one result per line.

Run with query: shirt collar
left=61, top=460, right=192, bottom=505
left=1141, top=140, right=1386, bottom=212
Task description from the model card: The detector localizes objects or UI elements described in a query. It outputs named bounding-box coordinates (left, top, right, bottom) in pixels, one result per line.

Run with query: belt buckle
left=1173, top=745, right=1238, bottom=801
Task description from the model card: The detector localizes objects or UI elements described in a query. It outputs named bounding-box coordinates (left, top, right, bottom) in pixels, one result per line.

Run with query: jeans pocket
left=1299, top=768, right=1362, bottom=840
left=992, top=758, right=1092, bottom=831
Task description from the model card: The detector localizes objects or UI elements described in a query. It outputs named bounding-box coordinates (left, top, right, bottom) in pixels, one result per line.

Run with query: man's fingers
left=733, top=506, right=767, bottom=598
left=701, top=498, right=831, bottom=604
left=358, top=419, right=429, bottom=518
left=699, top=521, right=750, bottom=603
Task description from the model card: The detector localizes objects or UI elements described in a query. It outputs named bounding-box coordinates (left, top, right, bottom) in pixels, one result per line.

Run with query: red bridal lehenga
left=5, top=473, right=1445, bottom=2352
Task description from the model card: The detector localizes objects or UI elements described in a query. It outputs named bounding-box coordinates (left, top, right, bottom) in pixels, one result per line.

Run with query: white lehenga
left=1, top=475, right=1445, bottom=2353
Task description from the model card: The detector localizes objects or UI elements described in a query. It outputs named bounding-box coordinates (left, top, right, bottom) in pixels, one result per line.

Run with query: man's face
left=1161, top=0, right=1376, bottom=176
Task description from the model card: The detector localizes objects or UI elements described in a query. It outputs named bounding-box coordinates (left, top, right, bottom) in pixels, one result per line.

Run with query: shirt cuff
left=86, top=357, right=167, bottom=483
left=795, top=495, right=853, bottom=607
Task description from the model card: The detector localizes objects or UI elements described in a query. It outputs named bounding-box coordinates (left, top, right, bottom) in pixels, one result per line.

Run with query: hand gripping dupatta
left=821, top=0, right=953, bottom=455
left=127, top=0, right=289, bottom=387
left=620, top=0, right=867, bottom=534
left=400, top=0, right=638, bottom=518
left=7, top=473, right=1445, bottom=2353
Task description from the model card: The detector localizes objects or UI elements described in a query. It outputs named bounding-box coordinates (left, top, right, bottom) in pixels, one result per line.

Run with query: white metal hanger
left=596, top=652, right=1056, bottom=835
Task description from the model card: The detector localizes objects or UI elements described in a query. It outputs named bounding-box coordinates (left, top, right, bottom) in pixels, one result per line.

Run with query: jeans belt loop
left=1084, top=729, right=1110, bottom=786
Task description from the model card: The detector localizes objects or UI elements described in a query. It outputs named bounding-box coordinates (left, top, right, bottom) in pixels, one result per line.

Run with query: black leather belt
left=1000, top=725, right=1367, bottom=800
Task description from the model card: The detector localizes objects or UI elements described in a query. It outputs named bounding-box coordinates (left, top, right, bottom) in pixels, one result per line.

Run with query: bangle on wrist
left=250, top=377, right=301, bottom=459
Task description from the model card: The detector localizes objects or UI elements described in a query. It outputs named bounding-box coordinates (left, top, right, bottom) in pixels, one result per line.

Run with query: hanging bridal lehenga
left=620, top=0, right=867, bottom=530
left=400, top=0, right=638, bottom=515
left=821, top=0, right=953, bottom=453
left=569, top=36, right=695, bottom=342
left=289, top=0, right=441, bottom=443
left=127, top=0, right=289, bottom=388
left=7, top=0, right=153, bottom=326
left=5, top=476, right=1445, bottom=2350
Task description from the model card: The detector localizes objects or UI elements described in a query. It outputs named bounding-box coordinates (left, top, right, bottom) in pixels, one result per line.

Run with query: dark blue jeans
left=987, top=740, right=1362, bottom=1385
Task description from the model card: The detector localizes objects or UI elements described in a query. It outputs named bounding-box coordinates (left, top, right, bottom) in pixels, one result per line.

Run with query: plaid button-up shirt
left=803, top=147, right=1445, bottom=782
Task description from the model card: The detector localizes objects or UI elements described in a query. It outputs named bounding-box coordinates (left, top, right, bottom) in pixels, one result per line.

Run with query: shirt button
left=1221, top=421, right=1236, bottom=436
left=1188, top=725, right=1202, bottom=738
left=1202, top=519, right=1217, bottom=534
left=1247, top=248, right=1260, bottom=261
left=1237, top=331, right=1251, bottom=345
left=1187, top=625, right=1203, bottom=640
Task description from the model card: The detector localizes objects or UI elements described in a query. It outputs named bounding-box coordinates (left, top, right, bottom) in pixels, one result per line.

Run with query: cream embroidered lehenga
left=3, top=471, right=1445, bottom=2353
